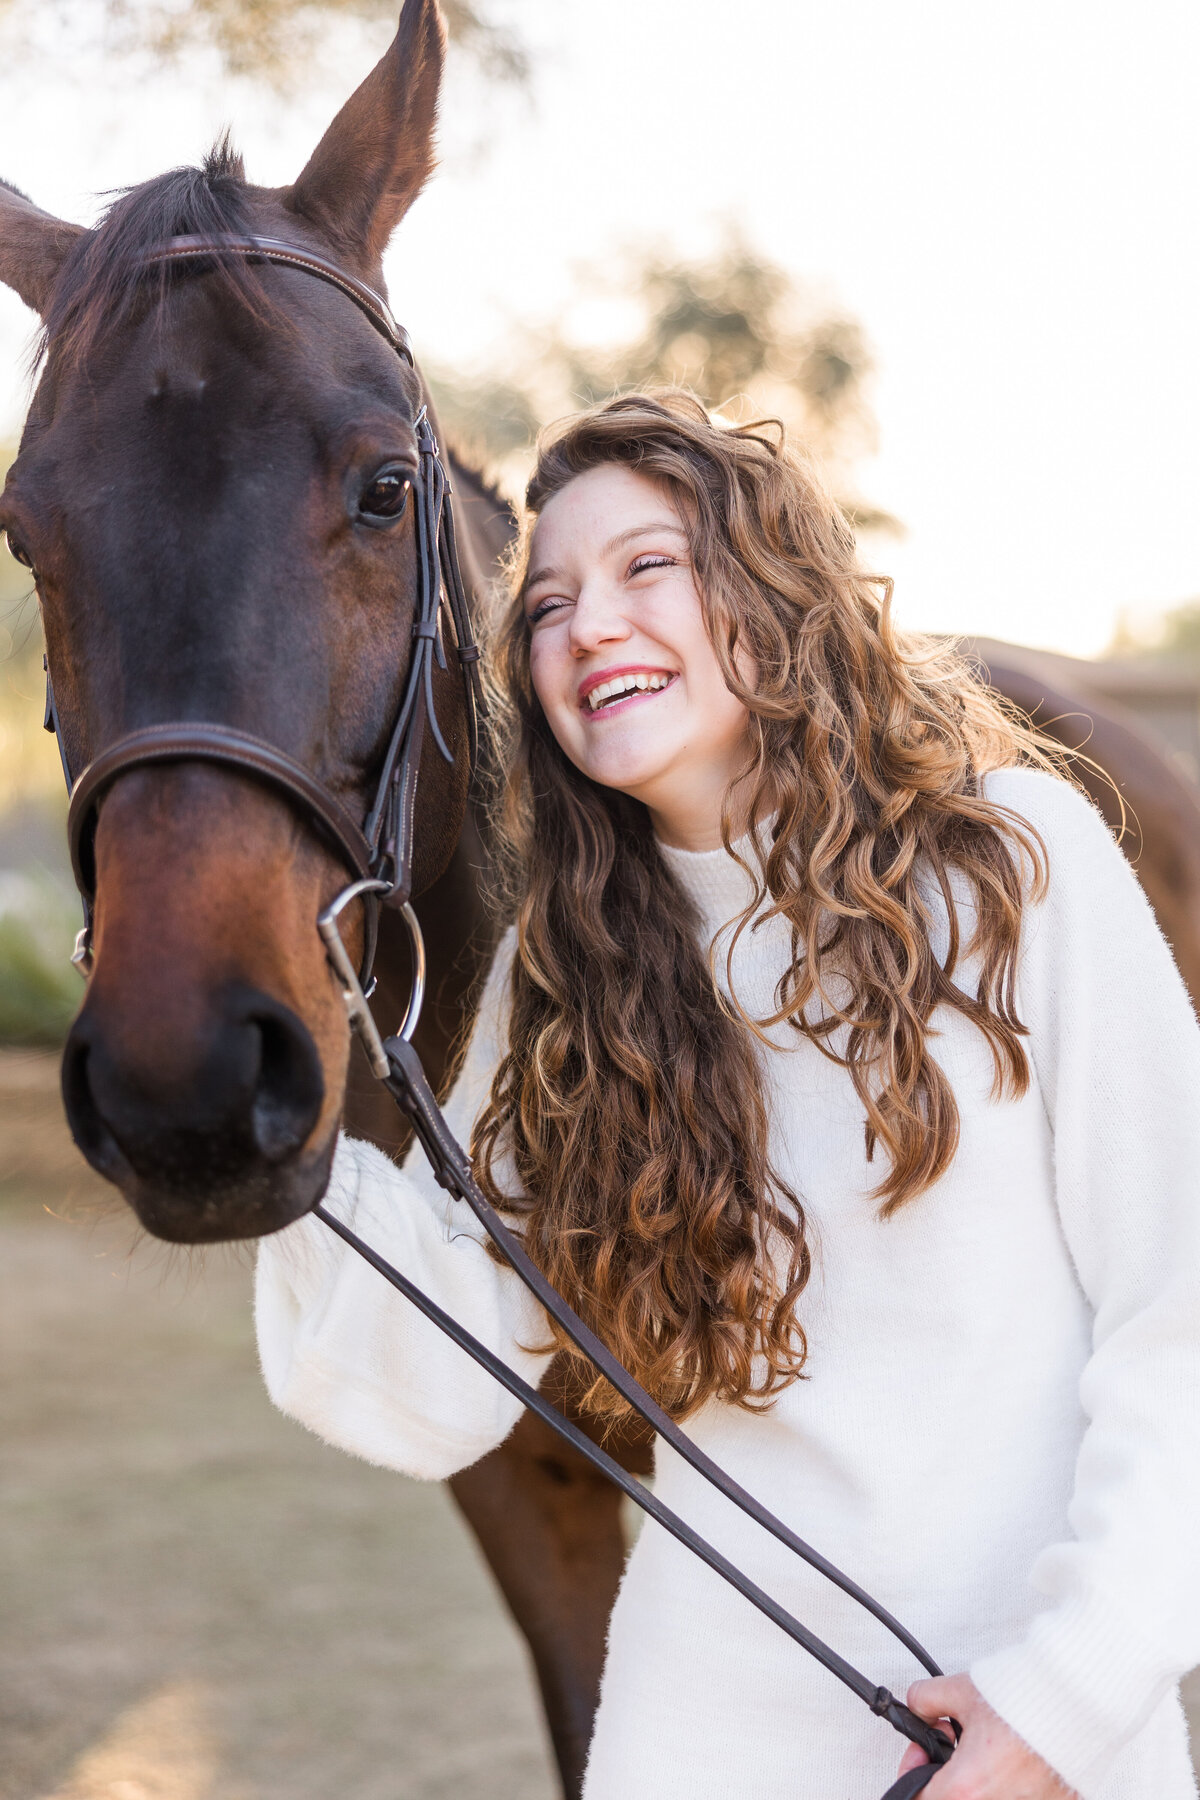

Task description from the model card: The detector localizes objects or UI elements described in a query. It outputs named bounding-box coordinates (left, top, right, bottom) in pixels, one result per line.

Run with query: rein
left=47, top=232, right=956, bottom=1798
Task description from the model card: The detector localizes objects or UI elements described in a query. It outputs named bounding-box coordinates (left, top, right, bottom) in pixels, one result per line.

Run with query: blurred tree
left=1109, top=599, right=1200, bottom=659
left=0, top=911, right=81, bottom=1045
left=0, top=0, right=529, bottom=91
left=429, top=233, right=897, bottom=535
left=426, top=367, right=541, bottom=465
left=1153, top=603, right=1200, bottom=657
left=0, top=447, right=81, bottom=1046
left=0, top=446, right=59, bottom=808
left=0, top=11, right=881, bottom=523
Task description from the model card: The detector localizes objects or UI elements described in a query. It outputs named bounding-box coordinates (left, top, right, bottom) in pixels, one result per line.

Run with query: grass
left=0, top=910, right=80, bottom=1045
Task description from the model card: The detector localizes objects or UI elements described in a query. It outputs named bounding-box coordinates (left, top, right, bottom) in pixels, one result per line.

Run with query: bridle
left=44, top=233, right=956, bottom=1798
left=56, top=233, right=484, bottom=994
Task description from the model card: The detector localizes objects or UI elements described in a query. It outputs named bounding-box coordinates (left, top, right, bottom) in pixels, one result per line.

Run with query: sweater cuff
left=970, top=1586, right=1175, bottom=1797
left=273, top=1342, right=520, bottom=1482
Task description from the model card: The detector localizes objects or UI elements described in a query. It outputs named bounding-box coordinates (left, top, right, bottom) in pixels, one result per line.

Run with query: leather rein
left=47, top=232, right=955, bottom=1798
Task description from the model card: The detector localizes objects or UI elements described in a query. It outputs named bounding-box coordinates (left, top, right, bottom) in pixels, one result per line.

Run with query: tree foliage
left=0, top=449, right=59, bottom=811
left=0, top=910, right=81, bottom=1045
left=429, top=235, right=896, bottom=534
left=0, top=0, right=529, bottom=90
left=1110, top=600, right=1200, bottom=660
left=1158, top=605, right=1200, bottom=657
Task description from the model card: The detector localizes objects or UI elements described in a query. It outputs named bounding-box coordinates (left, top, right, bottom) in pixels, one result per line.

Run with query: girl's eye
left=527, top=595, right=567, bottom=625
left=359, top=466, right=412, bottom=522
left=628, top=554, right=675, bottom=578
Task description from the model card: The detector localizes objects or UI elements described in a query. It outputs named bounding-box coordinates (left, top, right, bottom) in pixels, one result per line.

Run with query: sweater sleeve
left=968, top=768, right=1200, bottom=1795
left=254, top=926, right=555, bottom=1481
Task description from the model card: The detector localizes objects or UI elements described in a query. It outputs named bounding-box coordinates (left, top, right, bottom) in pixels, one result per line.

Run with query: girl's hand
left=896, top=1674, right=1078, bottom=1798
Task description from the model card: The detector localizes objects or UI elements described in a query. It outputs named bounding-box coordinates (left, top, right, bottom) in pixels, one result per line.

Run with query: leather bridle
left=44, top=232, right=956, bottom=1797
left=57, top=233, right=484, bottom=989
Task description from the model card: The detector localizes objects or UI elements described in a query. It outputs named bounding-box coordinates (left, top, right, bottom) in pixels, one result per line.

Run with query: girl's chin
left=557, top=714, right=692, bottom=798
left=575, top=752, right=677, bottom=799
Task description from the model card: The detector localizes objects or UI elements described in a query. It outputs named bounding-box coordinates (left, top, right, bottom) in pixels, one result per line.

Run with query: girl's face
left=524, top=464, right=751, bottom=851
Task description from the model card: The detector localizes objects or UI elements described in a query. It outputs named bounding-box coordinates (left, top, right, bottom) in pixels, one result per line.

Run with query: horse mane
left=38, top=136, right=285, bottom=373
left=0, top=177, right=34, bottom=201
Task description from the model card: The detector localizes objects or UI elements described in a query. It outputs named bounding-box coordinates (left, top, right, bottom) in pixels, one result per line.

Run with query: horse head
left=0, top=0, right=473, bottom=1243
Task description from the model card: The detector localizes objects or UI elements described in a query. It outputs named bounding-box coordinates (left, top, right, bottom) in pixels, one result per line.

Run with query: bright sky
left=2, top=0, right=1198, bottom=656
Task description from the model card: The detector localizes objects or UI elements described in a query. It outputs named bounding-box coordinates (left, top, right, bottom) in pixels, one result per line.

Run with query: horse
left=0, top=0, right=479, bottom=1243
left=5, top=4, right=1200, bottom=1792
left=0, top=4, right=637, bottom=1788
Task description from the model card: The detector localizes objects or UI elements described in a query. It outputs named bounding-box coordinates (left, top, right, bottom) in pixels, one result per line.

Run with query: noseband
left=46, top=233, right=955, bottom=1797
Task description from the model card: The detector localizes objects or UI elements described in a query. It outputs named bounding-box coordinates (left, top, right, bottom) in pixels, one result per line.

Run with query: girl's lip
left=579, top=672, right=679, bottom=720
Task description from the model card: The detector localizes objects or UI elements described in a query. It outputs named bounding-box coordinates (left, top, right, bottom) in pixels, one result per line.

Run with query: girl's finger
left=896, top=1742, right=929, bottom=1777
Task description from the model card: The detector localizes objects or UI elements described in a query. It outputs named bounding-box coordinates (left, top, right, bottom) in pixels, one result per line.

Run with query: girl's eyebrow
left=600, top=521, right=689, bottom=558
left=525, top=521, right=688, bottom=592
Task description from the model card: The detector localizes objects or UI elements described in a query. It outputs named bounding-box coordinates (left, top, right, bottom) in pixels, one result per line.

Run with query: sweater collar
left=657, top=832, right=762, bottom=932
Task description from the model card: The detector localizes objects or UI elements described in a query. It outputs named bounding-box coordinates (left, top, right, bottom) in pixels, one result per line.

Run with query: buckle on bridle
left=317, top=878, right=427, bottom=1079
left=71, top=924, right=94, bottom=979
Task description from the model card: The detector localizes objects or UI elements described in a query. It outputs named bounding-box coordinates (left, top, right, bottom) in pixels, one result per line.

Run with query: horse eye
left=3, top=530, right=33, bottom=570
left=359, top=467, right=412, bottom=522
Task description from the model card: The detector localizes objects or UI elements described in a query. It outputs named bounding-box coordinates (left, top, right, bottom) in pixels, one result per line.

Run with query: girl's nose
left=568, top=584, right=632, bottom=657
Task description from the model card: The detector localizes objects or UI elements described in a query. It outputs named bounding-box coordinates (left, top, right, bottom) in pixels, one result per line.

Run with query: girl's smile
left=578, top=665, right=679, bottom=716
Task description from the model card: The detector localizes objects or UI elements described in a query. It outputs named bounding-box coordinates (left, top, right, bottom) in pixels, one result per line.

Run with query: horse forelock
left=37, top=135, right=291, bottom=376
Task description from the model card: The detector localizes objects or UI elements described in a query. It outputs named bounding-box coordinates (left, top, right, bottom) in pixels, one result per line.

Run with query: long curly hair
left=472, top=390, right=1053, bottom=1424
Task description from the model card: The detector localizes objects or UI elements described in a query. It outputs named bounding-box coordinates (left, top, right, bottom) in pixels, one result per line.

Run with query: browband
left=142, top=234, right=414, bottom=362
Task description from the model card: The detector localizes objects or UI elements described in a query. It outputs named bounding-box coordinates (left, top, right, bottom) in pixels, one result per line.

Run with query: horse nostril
left=61, top=989, right=324, bottom=1190
left=248, top=1003, right=325, bottom=1163
left=60, top=1029, right=131, bottom=1180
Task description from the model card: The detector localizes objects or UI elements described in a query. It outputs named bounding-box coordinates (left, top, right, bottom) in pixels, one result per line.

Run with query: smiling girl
left=257, top=391, right=1200, bottom=1799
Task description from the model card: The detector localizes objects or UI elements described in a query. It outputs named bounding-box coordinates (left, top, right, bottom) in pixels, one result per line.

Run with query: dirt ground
left=0, top=1050, right=557, bottom=1800
left=3, top=1049, right=1198, bottom=1799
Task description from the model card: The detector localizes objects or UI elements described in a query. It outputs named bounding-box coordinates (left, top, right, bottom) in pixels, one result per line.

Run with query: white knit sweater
left=255, top=768, right=1200, bottom=1799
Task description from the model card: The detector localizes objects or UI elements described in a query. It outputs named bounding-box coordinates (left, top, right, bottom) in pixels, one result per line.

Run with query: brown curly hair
left=471, top=390, right=1053, bottom=1424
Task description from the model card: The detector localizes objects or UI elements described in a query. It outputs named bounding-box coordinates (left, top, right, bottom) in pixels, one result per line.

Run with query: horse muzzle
left=62, top=976, right=332, bottom=1240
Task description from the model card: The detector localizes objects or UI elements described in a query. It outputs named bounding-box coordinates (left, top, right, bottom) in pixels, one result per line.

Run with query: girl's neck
left=648, top=783, right=751, bottom=854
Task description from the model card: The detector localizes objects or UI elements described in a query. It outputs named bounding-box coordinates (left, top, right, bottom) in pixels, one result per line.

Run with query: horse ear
left=0, top=181, right=84, bottom=316
left=285, top=0, right=446, bottom=267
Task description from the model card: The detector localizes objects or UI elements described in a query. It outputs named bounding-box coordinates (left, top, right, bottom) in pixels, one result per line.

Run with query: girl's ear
left=0, top=181, right=85, bottom=317
left=284, top=0, right=446, bottom=270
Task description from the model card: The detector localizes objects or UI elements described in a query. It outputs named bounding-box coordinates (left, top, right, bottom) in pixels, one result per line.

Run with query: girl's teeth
left=587, top=673, right=671, bottom=710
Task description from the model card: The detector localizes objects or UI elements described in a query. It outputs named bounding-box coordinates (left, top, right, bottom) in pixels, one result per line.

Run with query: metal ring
left=396, top=901, right=426, bottom=1044
left=319, top=875, right=391, bottom=930
left=70, top=924, right=93, bottom=979
left=317, top=879, right=391, bottom=1079
left=316, top=881, right=427, bottom=1076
